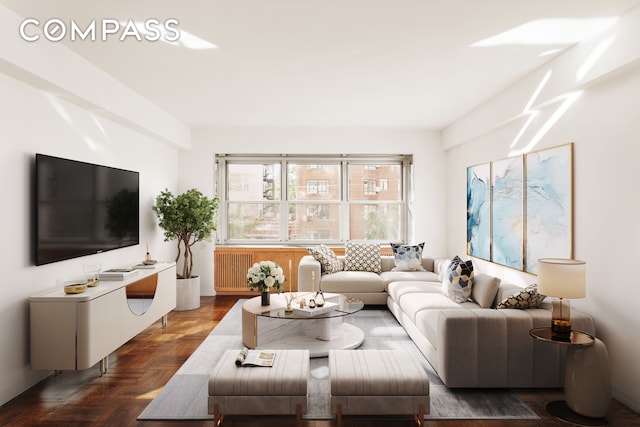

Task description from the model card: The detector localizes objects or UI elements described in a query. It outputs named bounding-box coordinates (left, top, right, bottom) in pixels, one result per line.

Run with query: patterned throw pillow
left=306, top=244, right=343, bottom=275
left=497, top=284, right=546, bottom=309
left=390, top=242, right=426, bottom=271
left=442, top=256, right=474, bottom=303
left=344, top=242, right=382, bottom=273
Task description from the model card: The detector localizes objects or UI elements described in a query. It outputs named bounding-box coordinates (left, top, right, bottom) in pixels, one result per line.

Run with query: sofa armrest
left=298, top=255, right=321, bottom=292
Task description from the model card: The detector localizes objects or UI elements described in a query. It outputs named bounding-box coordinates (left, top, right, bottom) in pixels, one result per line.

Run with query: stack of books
left=98, top=268, right=139, bottom=281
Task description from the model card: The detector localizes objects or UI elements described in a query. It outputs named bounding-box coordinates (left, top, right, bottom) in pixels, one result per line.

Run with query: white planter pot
left=175, top=276, right=200, bottom=311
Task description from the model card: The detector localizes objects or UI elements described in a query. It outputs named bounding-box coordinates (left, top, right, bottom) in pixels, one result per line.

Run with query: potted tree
left=152, top=188, right=219, bottom=310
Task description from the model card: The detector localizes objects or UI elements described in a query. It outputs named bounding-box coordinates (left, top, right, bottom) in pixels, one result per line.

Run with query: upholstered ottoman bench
left=208, top=349, right=309, bottom=427
left=329, top=349, right=430, bottom=427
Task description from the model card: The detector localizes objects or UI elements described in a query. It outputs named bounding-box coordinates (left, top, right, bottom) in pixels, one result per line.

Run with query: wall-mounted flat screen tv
left=35, top=154, right=139, bottom=265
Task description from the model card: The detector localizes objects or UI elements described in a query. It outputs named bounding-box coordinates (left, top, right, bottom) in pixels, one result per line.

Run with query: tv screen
left=35, top=154, right=139, bottom=265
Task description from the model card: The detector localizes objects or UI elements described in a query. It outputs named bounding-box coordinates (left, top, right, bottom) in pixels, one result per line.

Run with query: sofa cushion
left=390, top=242, right=426, bottom=271
left=320, top=271, right=386, bottom=293
left=307, top=244, right=344, bottom=275
left=496, top=284, right=546, bottom=309
left=387, top=281, right=442, bottom=301
left=380, top=270, right=440, bottom=285
left=470, top=274, right=502, bottom=308
left=442, top=256, right=474, bottom=303
left=399, top=292, right=463, bottom=322
left=344, top=242, right=382, bottom=273
left=414, top=309, right=442, bottom=350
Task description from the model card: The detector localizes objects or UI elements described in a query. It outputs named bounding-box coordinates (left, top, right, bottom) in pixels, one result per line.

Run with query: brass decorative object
left=64, top=283, right=87, bottom=294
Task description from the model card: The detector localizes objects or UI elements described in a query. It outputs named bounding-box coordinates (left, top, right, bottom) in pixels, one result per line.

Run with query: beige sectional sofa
left=299, top=254, right=596, bottom=388
left=299, top=255, right=439, bottom=304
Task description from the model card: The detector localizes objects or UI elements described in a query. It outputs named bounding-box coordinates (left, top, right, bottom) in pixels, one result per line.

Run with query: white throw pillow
left=471, top=274, right=501, bottom=308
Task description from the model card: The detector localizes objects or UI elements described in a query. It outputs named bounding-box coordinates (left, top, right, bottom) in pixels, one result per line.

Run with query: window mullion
left=341, top=160, right=349, bottom=241
left=280, top=160, right=288, bottom=242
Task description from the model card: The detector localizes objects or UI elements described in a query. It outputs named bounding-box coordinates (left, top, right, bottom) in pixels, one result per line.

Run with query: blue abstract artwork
left=492, top=156, right=524, bottom=270
left=525, top=144, right=573, bottom=273
left=467, top=163, right=491, bottom=260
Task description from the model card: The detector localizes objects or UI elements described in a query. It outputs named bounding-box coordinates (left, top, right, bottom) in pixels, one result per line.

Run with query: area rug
left=139, top=300, right=539, bottom=421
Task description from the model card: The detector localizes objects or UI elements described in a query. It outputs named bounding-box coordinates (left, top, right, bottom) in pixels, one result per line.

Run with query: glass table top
left=256, top=292, right=364, bottom=320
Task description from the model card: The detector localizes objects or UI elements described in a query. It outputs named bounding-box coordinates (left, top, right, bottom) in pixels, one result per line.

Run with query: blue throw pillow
left=442, top=256, right=474, bottom=303
left=390, top=242, right=426, bottom=271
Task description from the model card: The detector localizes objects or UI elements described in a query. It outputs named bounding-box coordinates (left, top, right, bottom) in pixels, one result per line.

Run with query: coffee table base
left=256, top=321, right=364, bottom=358
left=242, top=293, right=365, bottom=357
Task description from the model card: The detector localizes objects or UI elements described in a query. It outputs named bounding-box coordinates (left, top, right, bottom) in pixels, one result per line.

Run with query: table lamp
left=537, top=258, right=586, bottom=340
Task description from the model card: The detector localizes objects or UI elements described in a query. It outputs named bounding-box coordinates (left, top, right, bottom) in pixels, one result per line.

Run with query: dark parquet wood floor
left=1, top=295, right=638, bottom=427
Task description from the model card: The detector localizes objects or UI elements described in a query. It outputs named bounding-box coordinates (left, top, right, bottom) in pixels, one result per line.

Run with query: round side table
left=529, top=327, right=611, bottom=426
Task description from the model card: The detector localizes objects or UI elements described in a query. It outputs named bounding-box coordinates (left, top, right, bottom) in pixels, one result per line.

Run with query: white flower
left=247, top=260, right=286, bottom=293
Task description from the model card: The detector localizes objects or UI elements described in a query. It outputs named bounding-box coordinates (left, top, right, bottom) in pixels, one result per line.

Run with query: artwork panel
left=491, top=156, right=524, bottom=270
left=467, top=163, right=491, bottom=260
left=525, top=144, right=573, bottom=274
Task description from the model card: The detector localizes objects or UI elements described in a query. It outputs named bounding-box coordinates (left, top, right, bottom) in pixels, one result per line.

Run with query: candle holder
left=285, top=292, right=296, bottom=315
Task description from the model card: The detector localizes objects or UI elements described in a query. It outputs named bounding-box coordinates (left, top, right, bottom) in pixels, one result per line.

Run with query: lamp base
left=551, top=298, right=572, bottom=341
left=551, top=319, right=572, bottom=341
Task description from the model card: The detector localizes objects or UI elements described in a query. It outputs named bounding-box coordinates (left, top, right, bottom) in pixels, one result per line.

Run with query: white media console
left=30, top=262, right=176, bottom=374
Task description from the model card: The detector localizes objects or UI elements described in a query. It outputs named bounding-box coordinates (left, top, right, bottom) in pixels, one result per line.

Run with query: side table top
left=529, top=327, right=595, bottom=346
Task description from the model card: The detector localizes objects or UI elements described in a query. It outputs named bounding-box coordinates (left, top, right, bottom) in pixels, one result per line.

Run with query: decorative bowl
left=64, top=283, right=88, bottom=294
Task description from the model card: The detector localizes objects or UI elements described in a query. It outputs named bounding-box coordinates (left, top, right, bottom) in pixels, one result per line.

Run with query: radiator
left=214, top=251, right=254, bottom=294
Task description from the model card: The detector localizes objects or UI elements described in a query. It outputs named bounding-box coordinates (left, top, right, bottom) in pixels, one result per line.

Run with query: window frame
left=215, top=154, right=411, bottom=245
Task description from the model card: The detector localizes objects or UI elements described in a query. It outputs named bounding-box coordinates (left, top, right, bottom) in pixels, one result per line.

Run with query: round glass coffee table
left=242, top=292, right=364, bottom=357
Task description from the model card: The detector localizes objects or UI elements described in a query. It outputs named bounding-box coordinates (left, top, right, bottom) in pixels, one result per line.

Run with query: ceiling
left=3, top=0, right=639, bottom=129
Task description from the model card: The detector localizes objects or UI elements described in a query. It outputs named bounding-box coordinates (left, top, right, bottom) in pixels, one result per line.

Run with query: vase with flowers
left=247, top=260, right=286, bottom=306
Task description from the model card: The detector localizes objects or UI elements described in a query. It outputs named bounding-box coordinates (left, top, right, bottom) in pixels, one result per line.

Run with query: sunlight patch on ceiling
left=539, top=48, right=564, bottom=57
left=510, top=69, right=552, bottom=150
left=509, top=91, right=583, bottom=157
left=522, top=69, right=552, bottom=114
left=168, top=29, right=218, bottom=50
left=472, top=17, right=618, bottom=47
left=128, top=21, right=218, bottom=50
left=576, top=34, right=616, bottom=82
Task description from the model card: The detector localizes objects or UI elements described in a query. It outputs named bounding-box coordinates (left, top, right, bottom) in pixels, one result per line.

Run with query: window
left=363, top=179, right=377, bottom=195
left=306, top=179, right=329, bottom=195
left=216, top=155, right=410, bottom=244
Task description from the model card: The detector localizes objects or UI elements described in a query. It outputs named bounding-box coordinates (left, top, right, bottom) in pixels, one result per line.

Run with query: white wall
left=443, top=6, right=640, bottom=412
left=0, top=6, right=182, bottom=406
left=185, top=127, right=447, bottom=292
left=0, top=72, right=179, bottom=406
left=177, top=141, right=218, bottom=295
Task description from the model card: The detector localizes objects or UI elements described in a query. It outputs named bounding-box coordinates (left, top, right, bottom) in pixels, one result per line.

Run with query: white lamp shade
left=537, top=258, right=586, bottom=299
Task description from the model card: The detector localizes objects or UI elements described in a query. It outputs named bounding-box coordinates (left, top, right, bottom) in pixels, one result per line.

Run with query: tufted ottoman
left=208, top=349, right=309, bottom=427
left=329, top=349, right=430, bottom=427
